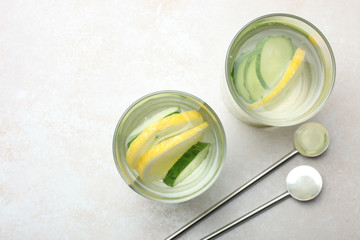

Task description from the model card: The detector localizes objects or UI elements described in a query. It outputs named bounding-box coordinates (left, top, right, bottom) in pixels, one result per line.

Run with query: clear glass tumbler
left=224, top=13, right=336, bottom=126
left=113, top=91, right=226, bottom=203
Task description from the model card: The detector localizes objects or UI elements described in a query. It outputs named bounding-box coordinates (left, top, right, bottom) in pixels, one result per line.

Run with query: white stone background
left=1, top=0, right=359, bottom=239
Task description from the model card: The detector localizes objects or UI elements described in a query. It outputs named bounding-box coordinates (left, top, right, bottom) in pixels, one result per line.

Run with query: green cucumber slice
left=233, top=52, right=253, bottom=103
left=126, top=106, right=181, bottom=147
left=244, top=53, right=266, bottom=102
left=256, top=36, right=295, bottom=89
left=163, top=142, right=210, bottom=187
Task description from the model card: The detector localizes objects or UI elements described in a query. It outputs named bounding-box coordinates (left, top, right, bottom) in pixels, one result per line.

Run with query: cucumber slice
left=244, top=53, right=266, bottom=102
left=126, top=106, right=181, bottom=147
left=163, top=142, right=210, bottom=187
left=256, top=36, right=295, bottom=89
left=233, top=52, right=253, bottom=103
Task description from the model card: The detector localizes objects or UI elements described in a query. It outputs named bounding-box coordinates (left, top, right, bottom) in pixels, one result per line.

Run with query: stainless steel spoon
left=201, top=165, right=323, bottom=239
left=165, top=122, right=329, bottom=240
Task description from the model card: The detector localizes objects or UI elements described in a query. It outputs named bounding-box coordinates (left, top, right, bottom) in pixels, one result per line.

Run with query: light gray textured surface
left=1, top=1, right=359, bottom=239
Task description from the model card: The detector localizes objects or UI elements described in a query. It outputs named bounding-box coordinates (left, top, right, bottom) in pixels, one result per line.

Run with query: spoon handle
left=201, top=191, right=291, bottom=240
left=164, top=149, right=298, bottom=240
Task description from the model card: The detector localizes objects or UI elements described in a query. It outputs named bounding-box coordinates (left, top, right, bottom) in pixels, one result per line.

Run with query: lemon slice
left=126, top=106, right=180, bottom=147
left=136, top=122, right=209, bottom=182
left=126, top=110, right=203, bottom=168
left=249, top=47, right=306, bottom=109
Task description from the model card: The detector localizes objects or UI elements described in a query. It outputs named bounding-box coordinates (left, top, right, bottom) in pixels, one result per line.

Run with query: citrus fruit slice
left=126, top=110, right=203, bottom=168
left=126, top=106, right=180, bottom=147
left=136, top=122, right=209, bottom=182
left=249, top=47, right=306, bottom=109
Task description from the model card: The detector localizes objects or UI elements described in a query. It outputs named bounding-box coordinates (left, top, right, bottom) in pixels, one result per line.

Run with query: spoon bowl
left=294, top=122, right=330, bottom=157
left=286, top=165, right=323, bottom=201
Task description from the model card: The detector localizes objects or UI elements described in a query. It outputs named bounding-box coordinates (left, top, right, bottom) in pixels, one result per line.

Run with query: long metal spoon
left=165, top=122, right=329, bottom=240
left=201, top=165, right=323, bottom=239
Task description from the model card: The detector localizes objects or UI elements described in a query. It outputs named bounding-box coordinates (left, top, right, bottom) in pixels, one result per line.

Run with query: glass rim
left=225, top=13, right=336, bottom=126
left=112, top=90, right=227, bottom=203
